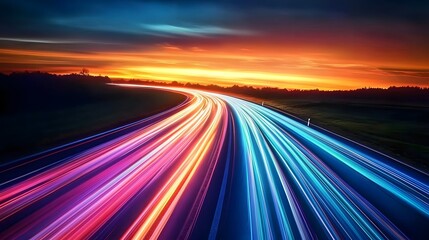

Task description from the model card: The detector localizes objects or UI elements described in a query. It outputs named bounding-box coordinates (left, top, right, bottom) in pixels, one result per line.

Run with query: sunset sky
left=0, top=0, right=428, bottom=89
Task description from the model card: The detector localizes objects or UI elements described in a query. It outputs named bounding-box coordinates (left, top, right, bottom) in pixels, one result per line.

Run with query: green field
left=238, top=95, right=429, bottom=170
left=0, top=84, right=186, bottom=162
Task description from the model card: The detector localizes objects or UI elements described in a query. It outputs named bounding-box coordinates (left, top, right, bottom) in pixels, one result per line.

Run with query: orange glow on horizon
left=1, top=43, right=428, bottom=90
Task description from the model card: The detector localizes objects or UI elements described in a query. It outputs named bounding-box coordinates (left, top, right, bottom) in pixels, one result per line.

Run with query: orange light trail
left=0, top=85, right=428, bottom=238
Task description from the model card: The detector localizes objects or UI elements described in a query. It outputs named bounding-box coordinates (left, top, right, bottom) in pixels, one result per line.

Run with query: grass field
left=0, top=81, right=186, bottom=162
left=2, top=74, right=427, bottom=171
left=237, top=95, right=429, bottom=170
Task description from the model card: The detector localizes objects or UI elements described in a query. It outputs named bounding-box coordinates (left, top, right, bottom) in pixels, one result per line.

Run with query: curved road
left=1, top=84, right=428, bottom=239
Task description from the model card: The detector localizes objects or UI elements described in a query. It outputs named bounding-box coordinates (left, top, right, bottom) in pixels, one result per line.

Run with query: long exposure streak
left=1, top=84, right=428, bottom=239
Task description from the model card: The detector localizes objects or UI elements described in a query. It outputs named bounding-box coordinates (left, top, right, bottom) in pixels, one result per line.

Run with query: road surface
left=1, top=84, right=428, bottom=239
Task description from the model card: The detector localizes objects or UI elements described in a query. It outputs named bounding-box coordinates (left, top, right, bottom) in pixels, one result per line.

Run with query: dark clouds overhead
left=1, top=0, right=428, bottom=53
left=0, top=0, right=428, bottom=89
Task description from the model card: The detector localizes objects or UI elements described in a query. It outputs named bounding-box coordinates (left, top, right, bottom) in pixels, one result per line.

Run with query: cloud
left=1, top=0, right=427, bottom=52
left=0, top=0, right=428, bottom=88
left=0, top=37, right=105, bottom=44
left=159, top=43, right=182, bottom=51
left=142, top=24, right=255, bottom=37
left=378, top=67, right=429, bottom=78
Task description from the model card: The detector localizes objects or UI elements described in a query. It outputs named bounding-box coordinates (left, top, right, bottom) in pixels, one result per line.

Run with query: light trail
left=215, top=94, right=429, bottom=239
left=0, top=84, right=428, bottom=239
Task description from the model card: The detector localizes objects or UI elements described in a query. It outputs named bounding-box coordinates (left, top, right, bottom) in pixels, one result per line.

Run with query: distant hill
left=0, top=72, right=110, bottom=114
left=114, top=79, right=429, bottom=103
left=1, top=72, right=427, bottom=109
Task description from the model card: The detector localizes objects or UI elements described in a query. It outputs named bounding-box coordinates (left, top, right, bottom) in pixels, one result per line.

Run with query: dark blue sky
left=1, top=0, right=427, bottom=52
left=0, top=0, right=428, bottom=88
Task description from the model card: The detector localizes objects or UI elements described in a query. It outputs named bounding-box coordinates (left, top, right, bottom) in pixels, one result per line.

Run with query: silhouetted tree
left=80, top=68, right=90, bottom=76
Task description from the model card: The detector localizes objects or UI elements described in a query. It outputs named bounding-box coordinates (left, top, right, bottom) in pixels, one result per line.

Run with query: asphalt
left=1, top=84, right=428, bottom=239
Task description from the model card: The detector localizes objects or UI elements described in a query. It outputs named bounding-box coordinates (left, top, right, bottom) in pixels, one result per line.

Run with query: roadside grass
left=238, top=95, right=429, bottom=170
left=0, top=85, right=186, bottom=163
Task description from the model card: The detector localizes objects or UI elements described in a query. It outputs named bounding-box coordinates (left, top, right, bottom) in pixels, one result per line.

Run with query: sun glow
left=1, top=44, right=428, bottom=90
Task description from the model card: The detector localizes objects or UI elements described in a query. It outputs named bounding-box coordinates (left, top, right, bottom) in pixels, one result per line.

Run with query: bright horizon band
left=0, top=85, right=428, bottom=239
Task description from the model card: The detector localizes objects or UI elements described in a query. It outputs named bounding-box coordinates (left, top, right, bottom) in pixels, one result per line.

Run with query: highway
left=1, top=84, right=428, bottom=239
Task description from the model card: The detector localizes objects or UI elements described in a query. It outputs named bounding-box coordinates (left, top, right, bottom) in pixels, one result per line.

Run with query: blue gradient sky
left=0, top=0, right=428, bottom=89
